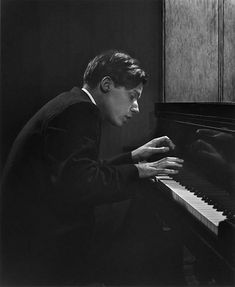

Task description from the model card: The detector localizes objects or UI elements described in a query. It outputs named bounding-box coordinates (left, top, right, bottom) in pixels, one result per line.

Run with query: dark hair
left=83, top=50, right=147, bottom=89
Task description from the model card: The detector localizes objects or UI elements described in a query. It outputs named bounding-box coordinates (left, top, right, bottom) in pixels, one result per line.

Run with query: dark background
left=1, top=0, right=163, bottom=172
left=0, top=2, right=187, bottom=284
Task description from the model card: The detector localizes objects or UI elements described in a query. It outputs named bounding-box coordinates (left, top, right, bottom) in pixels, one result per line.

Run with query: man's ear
left=100, top=76, right=113, bottom=93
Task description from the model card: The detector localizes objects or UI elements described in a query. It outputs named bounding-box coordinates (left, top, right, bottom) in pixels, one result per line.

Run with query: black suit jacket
left=1, top=87, right=139, bottom=284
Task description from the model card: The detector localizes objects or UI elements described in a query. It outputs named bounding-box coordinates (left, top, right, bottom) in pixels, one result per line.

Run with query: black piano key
left=171, top=169, right=235, bottom=216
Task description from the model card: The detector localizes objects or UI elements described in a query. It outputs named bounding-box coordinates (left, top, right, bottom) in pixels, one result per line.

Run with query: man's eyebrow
left=134, top=90, right=141, bottom=98
left=129, top=90, right=141, bottom=99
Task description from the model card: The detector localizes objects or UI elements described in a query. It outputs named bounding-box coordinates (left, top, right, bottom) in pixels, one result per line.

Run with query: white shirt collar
left=82, top=88, right=97, bottom=106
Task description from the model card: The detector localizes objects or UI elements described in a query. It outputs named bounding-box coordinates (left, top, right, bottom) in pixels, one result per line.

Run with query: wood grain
left=164, top=0, right=219, bottom=102
left=223, top=0, right=235, bottom=102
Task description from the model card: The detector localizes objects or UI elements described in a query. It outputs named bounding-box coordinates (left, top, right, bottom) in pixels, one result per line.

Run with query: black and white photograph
left=1, top=0, right=235, bottom=286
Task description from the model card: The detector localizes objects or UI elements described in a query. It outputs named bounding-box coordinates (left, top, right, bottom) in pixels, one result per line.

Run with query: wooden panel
left=164, top=0, right=219, bottom=102
left=223, top=0, right=235, bottom=102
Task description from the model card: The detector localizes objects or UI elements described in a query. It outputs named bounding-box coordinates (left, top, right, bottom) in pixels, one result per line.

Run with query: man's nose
left=131, top=100, right=139, bottom=114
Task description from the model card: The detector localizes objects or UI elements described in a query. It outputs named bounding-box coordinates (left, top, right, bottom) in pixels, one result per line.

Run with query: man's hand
left=131, top=136, right=176, bottom=163
left=135, top=157, right=183, bottom=179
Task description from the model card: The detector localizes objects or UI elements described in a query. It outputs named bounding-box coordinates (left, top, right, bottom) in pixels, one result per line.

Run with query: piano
left=150, top=103, right=235, bottom=285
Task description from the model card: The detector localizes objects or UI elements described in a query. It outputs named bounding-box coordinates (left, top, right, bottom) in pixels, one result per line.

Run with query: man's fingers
left=157, top=169, right=179, bottom=175
left=161, top=161, right=183, bottom=169
left=152, top=136, right=175, bottom=150
left=150, top=157, right=184, bottom=174
left=149, top=147, right=169, bottom=153
left=165, top=169, right=179, bottom=174
left=157, top=157, right=184, bottom=164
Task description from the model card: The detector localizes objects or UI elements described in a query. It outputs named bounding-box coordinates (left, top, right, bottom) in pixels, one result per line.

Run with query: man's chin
left=107, top=116, right=126, bottom=127
left=106, top=119, right=122, bottom=127
left=114, top=122, right=124, bottom=127
left=112, top=120, right=125, bottom=127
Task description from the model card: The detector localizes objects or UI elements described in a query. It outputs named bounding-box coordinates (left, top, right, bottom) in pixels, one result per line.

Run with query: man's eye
left=130, top=95, right=135, bottom=101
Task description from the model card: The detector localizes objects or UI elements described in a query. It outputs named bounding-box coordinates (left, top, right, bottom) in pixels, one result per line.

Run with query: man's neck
left=82, top=85, right=107, bottom=122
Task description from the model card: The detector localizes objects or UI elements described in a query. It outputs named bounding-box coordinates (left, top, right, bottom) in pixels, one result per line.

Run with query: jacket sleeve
left=105, top=152, right=134, bottom=165
left=44, top=102, right=139, bottom=207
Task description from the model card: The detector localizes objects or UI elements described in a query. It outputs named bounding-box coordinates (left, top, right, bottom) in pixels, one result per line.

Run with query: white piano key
left=156, top=176, right=227, bottom=235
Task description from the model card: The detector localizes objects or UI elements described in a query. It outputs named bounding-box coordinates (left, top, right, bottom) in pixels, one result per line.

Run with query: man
left=1, top=50, right=183, bottom=284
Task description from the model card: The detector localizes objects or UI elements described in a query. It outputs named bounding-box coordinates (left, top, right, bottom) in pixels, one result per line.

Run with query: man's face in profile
left=103, top=83, right=143, bottom=127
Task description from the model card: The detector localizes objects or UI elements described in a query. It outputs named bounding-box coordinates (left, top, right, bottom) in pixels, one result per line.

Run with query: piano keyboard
left=155, top=174, right=228, bottom=236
